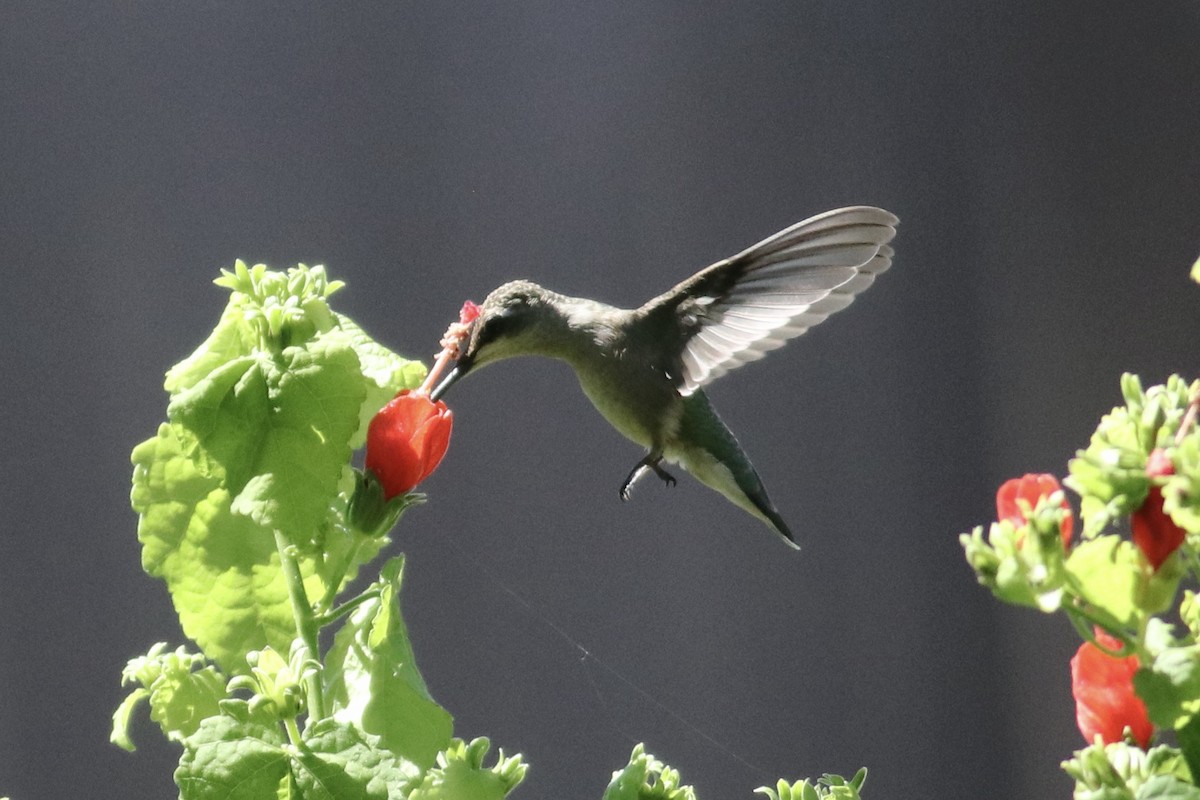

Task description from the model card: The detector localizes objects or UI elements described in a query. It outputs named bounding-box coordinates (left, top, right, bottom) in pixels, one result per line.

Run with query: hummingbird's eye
left=478, top=306, right=527, bottom=346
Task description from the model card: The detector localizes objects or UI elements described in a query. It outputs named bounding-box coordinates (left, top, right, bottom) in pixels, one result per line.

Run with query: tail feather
left=672, top=391, right=799, bottom=550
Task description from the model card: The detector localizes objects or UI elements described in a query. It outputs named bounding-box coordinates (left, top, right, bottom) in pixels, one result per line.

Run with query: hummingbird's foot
left=651, top=463, right=677, bottom=488
left=619, top=455, right=676, bottom=501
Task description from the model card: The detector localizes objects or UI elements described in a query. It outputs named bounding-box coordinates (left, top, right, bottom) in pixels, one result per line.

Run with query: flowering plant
left=113, top=262, right=862, bottom=799
left=962, top=373, right=1200, bottom=798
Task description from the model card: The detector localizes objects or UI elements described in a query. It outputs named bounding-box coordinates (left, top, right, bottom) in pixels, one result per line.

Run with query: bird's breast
left=572, top=352, right=682, bottom=451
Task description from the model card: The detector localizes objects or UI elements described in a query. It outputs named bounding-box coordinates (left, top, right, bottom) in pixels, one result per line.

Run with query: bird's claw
left=654, top=465, right=677, bottom=488
left=619, top=458, right=675, bottom=500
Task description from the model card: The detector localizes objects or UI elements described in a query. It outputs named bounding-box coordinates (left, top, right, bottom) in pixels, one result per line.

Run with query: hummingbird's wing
left=644, top=206, right=897, bottom=396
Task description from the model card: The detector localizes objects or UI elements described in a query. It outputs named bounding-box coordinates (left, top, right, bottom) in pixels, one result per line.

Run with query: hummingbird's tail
left=671, top=391, right=800, bottom=550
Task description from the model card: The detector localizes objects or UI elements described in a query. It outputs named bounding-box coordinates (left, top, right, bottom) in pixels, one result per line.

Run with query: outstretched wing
left=643, top=206, right=897, bottom=396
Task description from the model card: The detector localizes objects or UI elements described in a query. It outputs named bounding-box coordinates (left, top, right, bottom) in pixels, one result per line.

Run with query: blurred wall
left=2, top=3, right=1199, bottom=798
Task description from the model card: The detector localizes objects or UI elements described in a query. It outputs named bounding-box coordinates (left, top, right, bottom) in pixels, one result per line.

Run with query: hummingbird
left=430, top=206, right=897, bottom=549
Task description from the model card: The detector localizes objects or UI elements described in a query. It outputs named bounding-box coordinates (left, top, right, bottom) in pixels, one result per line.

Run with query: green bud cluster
left=226, top=646, right=311, bottom=722
left=213, top=260, right=344, bottom=347
left=755, top=769, right=867, bottom=800
left=604, top=744, right=698, bottom=800
left=1061, top=740, right=1191, bottom=799
left=960, top=492, right=1072, bottom=613
left=408, top=738, right=529, bottom=800
left=111, top=643, right=226, bottom=751
left=1067, top=374, right=1196, bottom=536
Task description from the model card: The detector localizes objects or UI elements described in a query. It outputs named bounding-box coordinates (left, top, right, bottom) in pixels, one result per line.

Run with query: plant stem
left=317, top=587, right=382, bottom=628
left=316, top=539, right=363, bottom=614
left=273, top=529, right=327, bottom=722
left=283, top=717, right=304, bottom=749
left=1065, top=600, right=1137, bottom=655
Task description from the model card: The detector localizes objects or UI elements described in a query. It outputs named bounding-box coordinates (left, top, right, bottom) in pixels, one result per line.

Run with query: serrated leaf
left=135, top=326, right=376, bottom=672
left=326, top=556, right=453, bottom=769
left=165, top=300, right=259, bottom=396
left=131, top=424, right=325, bottom=671
left=167, top=355, right=268, bottom=491
left=148, top=663, right=226, bottom=742
left=168, top=332, right=365, bottom=543
left=175, top=716, right=288, bottom=800
left=291, top=719, right=419, bottom=800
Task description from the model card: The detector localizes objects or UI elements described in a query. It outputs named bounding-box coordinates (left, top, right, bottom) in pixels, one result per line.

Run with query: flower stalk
left=272, top=529, right=327, bottom=723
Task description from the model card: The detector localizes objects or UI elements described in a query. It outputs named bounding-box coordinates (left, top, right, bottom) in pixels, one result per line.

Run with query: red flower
left=996, top=473, right=1074, bottom=550
left=365, top=390, right=453, bottom=499
left=1070, top=630, right=1153, bottom=748
left=1131, top=449, right=1185, bottom=571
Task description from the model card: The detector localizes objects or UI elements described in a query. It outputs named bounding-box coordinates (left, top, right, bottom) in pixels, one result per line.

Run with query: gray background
left=3, top=3, right=1200, bottom=798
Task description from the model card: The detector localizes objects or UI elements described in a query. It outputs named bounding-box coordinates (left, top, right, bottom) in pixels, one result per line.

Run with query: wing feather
left=642, top=207, right=897, bottom=395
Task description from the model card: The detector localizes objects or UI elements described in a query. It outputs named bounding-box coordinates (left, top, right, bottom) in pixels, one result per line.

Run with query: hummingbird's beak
left=429, top=354, right=474, bottom=402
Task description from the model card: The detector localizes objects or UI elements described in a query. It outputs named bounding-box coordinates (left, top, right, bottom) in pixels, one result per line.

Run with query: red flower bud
left=365, top=390, right=453, bottom=499
left=995, top=473, right=1073, bottom=550
left=1070, top=630, right=1153, bottom=748
left=1131, top=448, right=1185, bottom=571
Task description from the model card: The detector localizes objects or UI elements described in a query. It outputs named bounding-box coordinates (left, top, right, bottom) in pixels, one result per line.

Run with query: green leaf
left=147, top=663, right=227, bottom=742
left=1066, top=536, right=1144, bottom=629
left=131, top=424, right=321, bottom=671
left=168, top=332, right=365, bottom=542
left=1173, top=716, right=1200, bottom=795
left=326, top=556, right=454, bottom=769
left=167, top=354, right=266, bottom=488
left=134, top=335, right=383, bottom=670
left=176, top=716, right=416, bottom=800
left=291, top=719, right=420, bottom=800
left=1135, top=643, right=1200, bottom=730
left=165, top=299, right=259, bottom=396
left=176, top=716, right=289, bottom=800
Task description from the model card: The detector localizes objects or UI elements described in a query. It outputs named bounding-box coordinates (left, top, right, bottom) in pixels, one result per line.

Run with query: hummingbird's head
left=429, top=280, right=552, bottom=401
